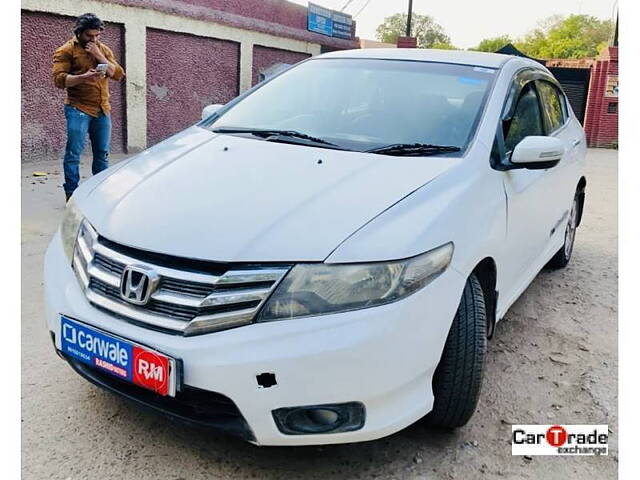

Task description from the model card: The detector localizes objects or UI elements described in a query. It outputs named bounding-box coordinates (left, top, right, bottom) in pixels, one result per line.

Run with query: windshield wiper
left=366, top=143, right=462, bottom=156
left=211, top=127, right=347, bottom=150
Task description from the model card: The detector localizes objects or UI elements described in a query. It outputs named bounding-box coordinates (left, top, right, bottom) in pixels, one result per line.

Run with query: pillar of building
left=584, top=47, right=618, bottom=148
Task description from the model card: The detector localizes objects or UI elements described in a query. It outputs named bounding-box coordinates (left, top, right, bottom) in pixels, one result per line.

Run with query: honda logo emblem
left=120, top=265, right=160, bottom=305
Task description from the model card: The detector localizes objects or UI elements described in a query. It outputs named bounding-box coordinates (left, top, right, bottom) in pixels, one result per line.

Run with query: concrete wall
left=584, top=47, right=618, bottom=148
left=99, top=0, right=354, bottom=49
left=252, top=46, right=310, bottom=86
left=21, top=0, right=359, bottom=160
left=21, top=10, right=126, bottom=158
left=183, top=0, right=308, bottom=29
left=146, top=29, right=240, bottom=146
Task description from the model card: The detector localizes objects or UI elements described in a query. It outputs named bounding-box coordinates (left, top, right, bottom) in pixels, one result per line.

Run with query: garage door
left=547, top=67, right=591, bottom=125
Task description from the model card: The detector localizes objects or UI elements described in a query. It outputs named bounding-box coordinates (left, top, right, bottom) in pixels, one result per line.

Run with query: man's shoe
left=65, top=192, right=72, bottom=203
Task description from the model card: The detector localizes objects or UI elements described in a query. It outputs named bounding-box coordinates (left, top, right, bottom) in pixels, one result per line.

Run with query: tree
left=431, top=41, right=457, bottom=50
left=469, top=35, right=512, bottom=52
left=516, top=14, right=613, bottom=58
left=375, top=13, right=451, bottom=48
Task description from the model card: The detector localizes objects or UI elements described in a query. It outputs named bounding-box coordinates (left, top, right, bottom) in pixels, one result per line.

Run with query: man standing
left=52, top=13, right=125, bottom=201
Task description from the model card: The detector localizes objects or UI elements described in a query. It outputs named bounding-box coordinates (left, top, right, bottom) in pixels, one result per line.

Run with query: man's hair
left=73, top=13, right=104, bottom=37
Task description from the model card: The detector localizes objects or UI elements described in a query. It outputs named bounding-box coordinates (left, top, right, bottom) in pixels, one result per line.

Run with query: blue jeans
left=63, top=105, right=112, bottom=196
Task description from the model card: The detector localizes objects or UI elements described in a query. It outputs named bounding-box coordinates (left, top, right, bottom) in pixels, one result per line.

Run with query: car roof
left=316, top=48, right=516, bottom=69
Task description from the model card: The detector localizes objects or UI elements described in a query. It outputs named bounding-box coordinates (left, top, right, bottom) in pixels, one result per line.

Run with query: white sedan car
left=45, top=49, right=586, bottom=446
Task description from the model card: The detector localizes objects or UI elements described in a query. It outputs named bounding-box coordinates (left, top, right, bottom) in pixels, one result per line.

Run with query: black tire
left=547, top=191, right=580, bottom=269
left=426, top=273, right=487, bottom=428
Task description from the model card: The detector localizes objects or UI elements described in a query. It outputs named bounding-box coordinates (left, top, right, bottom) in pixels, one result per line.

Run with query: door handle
left=572, top=139, right=581, bottom=148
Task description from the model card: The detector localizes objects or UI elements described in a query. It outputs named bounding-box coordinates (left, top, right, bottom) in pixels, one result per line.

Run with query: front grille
left=160, top=278, right=213, bottom=297
left=94, top=253, right=217, bottom=297
left=72, top=221, right=291, bottom=335
left=93, top=252, right=123, bottom=275
left=89, top=278, right=198, bottom=321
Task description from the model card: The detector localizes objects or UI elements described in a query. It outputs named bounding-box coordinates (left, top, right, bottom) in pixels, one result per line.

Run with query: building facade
left=21, top=0, right=358, bottom=160
left=583, top=46, right=618, bottom=148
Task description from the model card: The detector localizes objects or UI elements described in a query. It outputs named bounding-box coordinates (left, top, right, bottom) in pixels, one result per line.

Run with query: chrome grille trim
left=200, top=288, right=271, bottom=307
left=151, top=290, right=204, bottom=308
left=73, top=252, right=90, bottom=289
left=184, top=309, right=256, bottom=336
left=92, top=242, right=220, bottom=285
left=85, top=289, right=188, bottom=331
left=72, top=221, right=291, bottom=336
left=216, top=269, right=291, bottom=285
left=83, top=220, right=98, bottom=244
left=77, top=235, right=93, bottom=264
left=87, top=263, right=120, bottom=288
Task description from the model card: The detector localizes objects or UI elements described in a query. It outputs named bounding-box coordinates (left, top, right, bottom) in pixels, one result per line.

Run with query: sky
left=290, top=0, right=617, bottom=48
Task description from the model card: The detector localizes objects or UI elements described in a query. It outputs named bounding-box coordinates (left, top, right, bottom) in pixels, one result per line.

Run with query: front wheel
left=425, top=273, right=487, bottom=429
left=547, top=192, right=579, bottom=269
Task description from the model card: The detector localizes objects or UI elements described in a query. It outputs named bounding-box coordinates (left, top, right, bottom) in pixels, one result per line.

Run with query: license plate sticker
left=59, top=316, right=176, bottom=396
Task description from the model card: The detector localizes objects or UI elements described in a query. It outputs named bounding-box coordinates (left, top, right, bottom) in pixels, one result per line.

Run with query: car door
left=535, top=80, right=582, bottom=247
left=499, top=80, right=554, bottom=291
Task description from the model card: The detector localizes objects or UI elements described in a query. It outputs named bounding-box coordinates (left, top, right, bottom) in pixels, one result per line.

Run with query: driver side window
left=504, top=83, right=544, bottom=153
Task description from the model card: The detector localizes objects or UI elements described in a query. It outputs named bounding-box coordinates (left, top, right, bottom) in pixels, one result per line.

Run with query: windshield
left=208, top=58, right=496, bottom=153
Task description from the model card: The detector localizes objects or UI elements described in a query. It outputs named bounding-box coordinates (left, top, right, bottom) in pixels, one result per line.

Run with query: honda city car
left=45, top=49, right=586, bottom=446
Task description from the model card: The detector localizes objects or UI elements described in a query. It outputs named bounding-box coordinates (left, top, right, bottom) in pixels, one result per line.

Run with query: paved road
left=22, top=149, right=617, bottom=479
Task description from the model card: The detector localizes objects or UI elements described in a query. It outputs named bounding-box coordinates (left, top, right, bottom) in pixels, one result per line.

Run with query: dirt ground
left=21, top=149, right=617, bottom=480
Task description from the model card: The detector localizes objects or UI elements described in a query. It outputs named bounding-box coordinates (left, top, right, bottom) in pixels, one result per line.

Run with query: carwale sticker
left=60, top=316, right=175, bottom=396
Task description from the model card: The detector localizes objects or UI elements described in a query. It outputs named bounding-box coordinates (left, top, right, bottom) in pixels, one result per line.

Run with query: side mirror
left=511, top=136, right=564, bottom=170
left=202, top=104, right=224, bottom=121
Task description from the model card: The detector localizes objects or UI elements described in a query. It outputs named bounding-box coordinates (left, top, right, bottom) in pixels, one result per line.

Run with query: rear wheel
left=426, top=273, right=487, bottom=428
left=547, top=192, right=579, bottom=269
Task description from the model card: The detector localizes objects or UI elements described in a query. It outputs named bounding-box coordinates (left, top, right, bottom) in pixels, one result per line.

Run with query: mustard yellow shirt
left=52, top=37, right=125, bottom=117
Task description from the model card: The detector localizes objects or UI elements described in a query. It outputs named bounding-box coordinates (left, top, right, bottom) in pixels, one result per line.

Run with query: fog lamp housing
left=272, top=402, right=365, bottom=435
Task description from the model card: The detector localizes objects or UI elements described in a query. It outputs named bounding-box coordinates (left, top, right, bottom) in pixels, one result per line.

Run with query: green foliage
left=468, top=15, right=612, bottom=59
left=515, top=14, right=613, bottom=58
left=469, top=35, right=512, bottom=52
left=375, top=13, right=450, bottom=48
left=431, top=41, right=457, bottom=50
left=375, top=12, right=612, bottom=59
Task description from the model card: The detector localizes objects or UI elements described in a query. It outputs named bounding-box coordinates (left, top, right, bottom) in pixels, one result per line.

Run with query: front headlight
left=60, top=199, right=85, bottom=262
left=258, top=242, right=454, bottom=321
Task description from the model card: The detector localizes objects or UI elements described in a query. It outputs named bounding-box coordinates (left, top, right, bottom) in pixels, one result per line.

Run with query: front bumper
left=60, top=352, right=255, bottom=441
left=44, top=231, right=466, bottom=446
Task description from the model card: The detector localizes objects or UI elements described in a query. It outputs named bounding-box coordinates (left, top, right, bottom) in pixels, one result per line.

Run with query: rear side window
left=537, top=81, right=566, bottom=132
left=504, top=84, right=544, bottom=153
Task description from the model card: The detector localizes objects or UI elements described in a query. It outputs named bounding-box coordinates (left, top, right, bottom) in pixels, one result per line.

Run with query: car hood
left=82, top=127, right=462, bottom=262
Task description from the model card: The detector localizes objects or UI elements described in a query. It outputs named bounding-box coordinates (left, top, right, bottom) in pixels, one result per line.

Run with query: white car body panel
left=80, top=131, right=461, bottom=262
left=44, top=49, right=587, bottom=445
left=45, top=231, right=467, bottom=445
left=320, top=48, right=510, bottom=68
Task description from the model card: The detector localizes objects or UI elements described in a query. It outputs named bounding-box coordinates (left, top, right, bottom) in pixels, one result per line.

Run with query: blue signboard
left=308, top=2, right=353, bottom=40
left=331, top=11, right=353, bottom=40
left=308, top=3, right=333, bottom=37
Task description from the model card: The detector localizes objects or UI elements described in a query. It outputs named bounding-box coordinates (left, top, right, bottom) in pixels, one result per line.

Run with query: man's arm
left=52, top=44, right=101, bottom=88
left=86, top=43, right=125, bottom=81
left=64, top=71, right=102, bottom=87
left=52, top=45, right=72, bottom=89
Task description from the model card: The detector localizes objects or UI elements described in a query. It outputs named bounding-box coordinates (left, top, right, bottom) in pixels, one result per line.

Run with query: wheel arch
left=576, top=176, right=587, bottom=227
left=471, top=257, right=498, bottom=339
